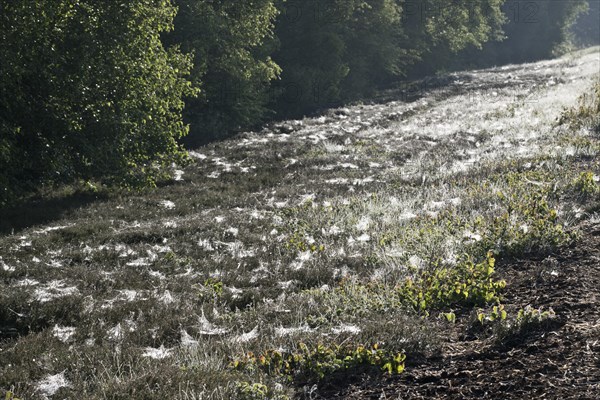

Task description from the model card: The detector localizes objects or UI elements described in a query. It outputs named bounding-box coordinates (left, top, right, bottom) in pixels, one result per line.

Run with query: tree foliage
left=401, top=0, right=506, bottom=75
left=165, top=0, right=280, bottom=145
left=0, top=0, right=593, bottom=205
left=271, top=0, right=506, bottom=117
left=271, top=0, right=361, bottom=116
left=572, top=0, right=600, bottom=47
left=470, top=0, right=588, bottom=66
left=0, top=0, right=196, bottom=204
left=271, top=0, right=422, bottom=116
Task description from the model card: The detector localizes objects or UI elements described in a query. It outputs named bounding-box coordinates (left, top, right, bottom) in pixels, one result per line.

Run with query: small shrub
left=398, top=252, right=506, bottom=312
left=479, top=181, right=574, bottom=256
left=558, top=81, right=600, bottom=133
left=466, top=304, right=509, bottom=337
left=196, top=278, right=224, bottom=303
left=474, top=304, right=508, bottom=326
left=495, top=305, right=557, bottom=345
left=4, top=391, right=21, bottom=400
left=515, top=306, right=556, bottom=325
left=572, top=171, right=600, bottom=197
left=231, top=343, right=405, bottom=383
left=235, top=382, right=272, bottom=400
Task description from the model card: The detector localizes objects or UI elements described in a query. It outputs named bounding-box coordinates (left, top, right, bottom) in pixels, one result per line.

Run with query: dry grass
left=1, top=48, right=599, bottom=399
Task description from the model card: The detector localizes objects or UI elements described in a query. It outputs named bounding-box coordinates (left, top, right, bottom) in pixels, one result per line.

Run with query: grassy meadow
left=1, top=48, right=599, bottom=399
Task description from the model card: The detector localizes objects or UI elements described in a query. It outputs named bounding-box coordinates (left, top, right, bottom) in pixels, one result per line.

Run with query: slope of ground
left=316, top=221, right=600, bottom=399
left=1, top=48, right=599, bottom=399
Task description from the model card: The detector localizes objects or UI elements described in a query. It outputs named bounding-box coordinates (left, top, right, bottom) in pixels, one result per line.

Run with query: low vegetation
left=0, top=47, right=598, bottom=398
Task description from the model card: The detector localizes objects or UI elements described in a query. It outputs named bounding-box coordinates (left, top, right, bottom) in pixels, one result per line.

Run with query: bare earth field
left=1, top=48, right=599, bottom=399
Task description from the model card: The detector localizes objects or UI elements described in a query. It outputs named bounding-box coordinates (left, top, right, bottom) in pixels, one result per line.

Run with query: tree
left=270, top=0, right=351, bottom=117
left=271, top=0, right=506, bottom=117
left=272, top=0, right=408, bottom=117
left=341, top=0, right=408, bottom=99
left=400, top=0, right=506, bottom=76
left=0, top=0, right=196, bottom=205
left=572, top=0, right=600, bottom=47
left=165, top=0, right=280, bottom=146
left=472, top=0, right=588, bottom=66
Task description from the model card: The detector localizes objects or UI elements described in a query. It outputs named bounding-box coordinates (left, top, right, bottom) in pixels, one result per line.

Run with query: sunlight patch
left=163, top=220, right=178, bottom=229
left=47, top=259, right=63, bottom=268
left=227, top=286, right=244, bottom=299
left=173, top=169, right=184, bottom=181
left=277, top=280, right=297, bottom=290
left=52, top=325, right=76, bottom=343
left=36, top=372, right=70, bottom=397
left=143, top=345, right=173, bottom=360
left=34, top=225, right=72, bottom=235
left=222, top=240, right=256, bottom=258
left=352, top=177, right=375, bottom=185
left=355, top=216, right=370, bottom=231
left=160, top=200, right=176, bottom=210
left=198, top=239, right=215, bottom=251
left=151, top=244, right=172, bottom=253
left=148, top=270, right=166, bottom=280
left=326, top=178, right=349, bottom=185
left=107, top=321, right=137, bottom=341
left=15, top=278, right=39, bottom=286
left=126, top=258, right=151, bottom=267
left=189, top=151, right=207, bottom=160
left=357, top=233, right=371, bottom=242
left=118, top=290, right=138, bottom=302
left=180, top=330, right=199, bottom=347
left=275, top=325, right=313, bottom=337
left=19, top=237, right=32, bottom=248
left=157, top=290, right=175, bottom=305
left=299, top=193, right=316, bottom=205
left=323, top=225, right=343, bottom=236
left=198, top=312, right=229, bottom=336
left=408, top=255, right=425, bottom=269
left=116, top=244, right=136, bottom=258
left=463, top=231, right=483, bottom=242
left=399, top=211, right=417, bottom=221
left=332, top=324, right=361, bottom=335
left=0, top=258, right=15, bottom=272
left=234, top=326, right=259, bottom=343
left=34, top=281, right=79, bottom=303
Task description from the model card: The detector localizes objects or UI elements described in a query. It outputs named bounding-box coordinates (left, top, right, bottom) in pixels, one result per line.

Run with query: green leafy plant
left=398, top=251, right=506, bottom=312
left=558, top=81, right=600, bottom=133
left=494, top=306, right=557, bottom=344
left=197, top=278, right=224, bottom=302
left=476, top=304, right=508, bottom=325
left=286, top=232, right=325, bottom=253
left=5, top=392, right=21, bottom=400
left=515, top=306, right=556, bottom=324
left=236, top=382, right=271, bottom=400
left=231, top=343, right=405, bottom=383
left=440, top=311, right=457, bottom=323
left=572, top=171, right=600, bottom=197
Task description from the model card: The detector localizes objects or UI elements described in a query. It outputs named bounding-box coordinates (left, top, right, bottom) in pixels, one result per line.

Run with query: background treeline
left=456, top=0, right=597, bottom=69
left=1, top=1, right=196, bottom=203
left=0, top=0, right=595, bottom=205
